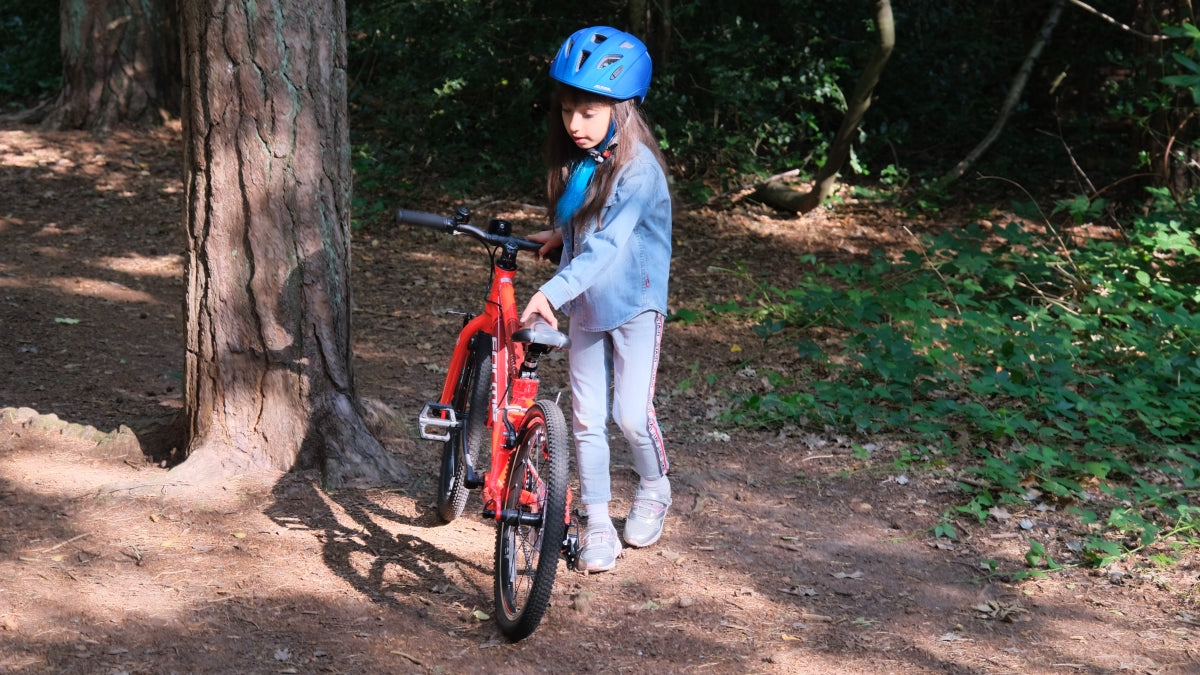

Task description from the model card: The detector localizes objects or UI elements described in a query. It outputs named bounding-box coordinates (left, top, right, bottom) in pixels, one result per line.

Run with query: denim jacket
left=538, top=142, right=672, bottom=332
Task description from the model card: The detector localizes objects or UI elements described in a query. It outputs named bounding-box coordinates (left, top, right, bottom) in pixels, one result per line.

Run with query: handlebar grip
left=395, top=209, right=453, bottom=231
left=514, top=238, right=544, bottom=252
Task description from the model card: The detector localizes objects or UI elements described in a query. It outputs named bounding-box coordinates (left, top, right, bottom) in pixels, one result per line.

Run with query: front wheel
left=493, top=400, right=569, bottom=641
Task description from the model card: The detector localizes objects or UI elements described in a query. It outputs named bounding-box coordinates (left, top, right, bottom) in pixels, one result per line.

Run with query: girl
left=520, top=26, right=672, bottom=572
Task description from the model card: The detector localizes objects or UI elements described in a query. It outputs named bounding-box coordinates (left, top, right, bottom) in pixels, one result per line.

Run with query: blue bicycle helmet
left=549, top=26, right=652, bottom=103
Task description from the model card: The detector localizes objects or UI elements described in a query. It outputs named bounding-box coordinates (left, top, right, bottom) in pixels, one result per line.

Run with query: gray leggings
left=568, top=310, right=668, bottom=505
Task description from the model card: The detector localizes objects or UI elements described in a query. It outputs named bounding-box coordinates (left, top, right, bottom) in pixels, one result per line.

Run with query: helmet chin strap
left=587, top=120, right=618, bottom=164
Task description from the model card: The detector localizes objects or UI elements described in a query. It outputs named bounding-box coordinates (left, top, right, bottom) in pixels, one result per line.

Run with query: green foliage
left=346, top=0, right=571, bottom=202
left=0, top=1, right=1172, bottom=207
left=651, top=2, right=857, bottom=191
left=343, top=1, right=870, bottom=203
left=708, top=189, right=1200, bottom=568
left=0, top=1, right=59, bottom=106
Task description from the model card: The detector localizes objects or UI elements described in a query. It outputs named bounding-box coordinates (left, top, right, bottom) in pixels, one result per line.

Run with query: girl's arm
left=538, top=155, right=663, bottom=308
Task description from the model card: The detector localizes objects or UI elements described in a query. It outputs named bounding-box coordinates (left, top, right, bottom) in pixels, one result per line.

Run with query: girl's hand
left=527, top=229, right=563, bottom=260
left=520, top=291, right=558, bottom=330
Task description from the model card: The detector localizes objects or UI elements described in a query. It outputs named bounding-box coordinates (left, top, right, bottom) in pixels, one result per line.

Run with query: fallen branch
left=40, top=533, right=91, bottom=553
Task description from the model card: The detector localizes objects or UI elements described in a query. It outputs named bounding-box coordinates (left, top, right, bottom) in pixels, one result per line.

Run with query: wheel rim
left=498, top=427, right=547, bottom=619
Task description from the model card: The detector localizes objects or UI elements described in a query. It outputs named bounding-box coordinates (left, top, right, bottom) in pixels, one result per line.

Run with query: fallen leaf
left=781, top=633, right=803, bottom=641
left=231, top=532, right=246, bottom=539
left=472, top=609, right=489, bottom=621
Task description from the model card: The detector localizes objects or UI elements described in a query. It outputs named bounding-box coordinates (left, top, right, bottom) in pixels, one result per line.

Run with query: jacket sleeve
left=538, top=156, right=657, bottom=309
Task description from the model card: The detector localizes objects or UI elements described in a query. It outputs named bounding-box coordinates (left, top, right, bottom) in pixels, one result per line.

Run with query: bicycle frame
left=435, top=243, right=533, bottom=518
left=401, top=206, right=579, bottom=639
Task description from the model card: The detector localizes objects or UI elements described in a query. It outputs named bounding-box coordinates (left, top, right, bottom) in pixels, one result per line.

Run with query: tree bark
left=177, top=0, right=405, bottom=488
left=627, top=0, right=671, bottom=65
left=753, top=0, right=894, bottom=214
left=39, top=0, right=180, bottom=132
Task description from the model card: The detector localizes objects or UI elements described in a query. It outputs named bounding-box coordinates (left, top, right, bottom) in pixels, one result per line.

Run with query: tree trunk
left=753, top=0, right=894, bottom=214
left=40, top=0, right=180, bottom=132
left=177, top=0, right=405, bottom=489
left=937, top=0, right=1066, bottom=187
left=1133, top=0, right=1200, bottom=199
left=627, top=0, right=672, bottom=65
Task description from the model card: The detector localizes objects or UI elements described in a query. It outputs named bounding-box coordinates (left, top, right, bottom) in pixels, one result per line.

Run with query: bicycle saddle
left=513, top=320, right=571, bottom=350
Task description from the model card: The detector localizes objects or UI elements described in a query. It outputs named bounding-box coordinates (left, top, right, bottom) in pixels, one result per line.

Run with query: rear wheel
left=436, top=334, right=491, bottom=523
left=493, top=400, right=569, bottom=641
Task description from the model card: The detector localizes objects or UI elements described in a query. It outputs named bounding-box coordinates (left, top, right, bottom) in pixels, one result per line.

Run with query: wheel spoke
left=492, top=401, right=570, bottom=641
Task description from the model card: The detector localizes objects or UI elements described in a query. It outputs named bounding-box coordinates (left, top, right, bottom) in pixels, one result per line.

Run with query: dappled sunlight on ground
left=1, top=121, right=1197, bottom=673
left=94, top=253, right=185, bottom=279
left=44, top=276, right=162, bottom=304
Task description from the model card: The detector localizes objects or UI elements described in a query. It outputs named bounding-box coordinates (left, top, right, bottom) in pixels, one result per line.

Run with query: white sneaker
left=579, top=522, right=621, bottom=572
left=623, top=487, right=671, bottom=547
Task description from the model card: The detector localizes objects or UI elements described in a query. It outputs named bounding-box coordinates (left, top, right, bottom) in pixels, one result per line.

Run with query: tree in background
left=753, top=0, right=894, bottom=213
left=177, top=0, right=404, bottom=488
left=28, top=0, right=181, bottom=131
left=629, top=0, right=672, bottom=65
left=1131, top=0, right=1199, bottom=198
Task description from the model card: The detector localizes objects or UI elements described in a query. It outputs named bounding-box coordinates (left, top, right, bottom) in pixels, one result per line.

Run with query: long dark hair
left=545, top=86, right=669, bottom=232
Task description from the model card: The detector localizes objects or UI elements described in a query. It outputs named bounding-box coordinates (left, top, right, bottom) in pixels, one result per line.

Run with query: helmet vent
left=598, top=54, right=622, bottom=70
left=609, top=65, right=624, bottom=81
left=576, top=49, right=593, bottom=72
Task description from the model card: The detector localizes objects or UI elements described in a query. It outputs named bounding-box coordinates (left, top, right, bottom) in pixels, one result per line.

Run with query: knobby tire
left=493, top=400, right=569, bottom=641
left=436, top=333, right=491, bottom=523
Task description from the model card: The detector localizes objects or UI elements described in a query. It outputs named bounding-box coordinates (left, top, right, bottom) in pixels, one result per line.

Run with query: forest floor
left=1, top=122, right=1198, bottom=674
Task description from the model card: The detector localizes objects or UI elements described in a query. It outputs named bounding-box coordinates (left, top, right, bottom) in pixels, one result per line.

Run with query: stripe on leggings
left=646, top=312, right=668, bottom=475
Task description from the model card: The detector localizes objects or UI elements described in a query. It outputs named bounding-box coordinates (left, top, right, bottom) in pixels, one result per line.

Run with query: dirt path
left=1, top=123, right=1196, bottom=673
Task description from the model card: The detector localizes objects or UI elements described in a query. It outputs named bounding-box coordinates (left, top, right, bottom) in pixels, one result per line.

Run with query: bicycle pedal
left=562, top=512, right=582, bottom=570
left=562, top=531, right=581, bottom=571
left=417, top=402, right=458, bottom=442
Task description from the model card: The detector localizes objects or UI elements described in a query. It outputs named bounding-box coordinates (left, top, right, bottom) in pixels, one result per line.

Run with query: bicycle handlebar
left=396, top=208, right=542, bottom=253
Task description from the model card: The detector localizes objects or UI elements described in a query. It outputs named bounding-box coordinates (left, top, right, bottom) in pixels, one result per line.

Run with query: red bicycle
left=397, top=206, right=578, bottom=641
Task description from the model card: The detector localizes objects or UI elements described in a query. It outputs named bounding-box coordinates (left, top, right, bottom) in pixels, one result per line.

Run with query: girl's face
left=560, top=100, right=613, bottom=150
